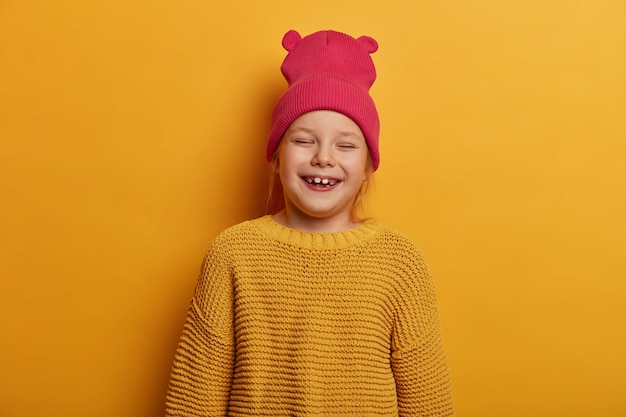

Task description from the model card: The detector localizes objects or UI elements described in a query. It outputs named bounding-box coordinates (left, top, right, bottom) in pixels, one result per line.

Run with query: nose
left=311, top=145, right=335, bottom=167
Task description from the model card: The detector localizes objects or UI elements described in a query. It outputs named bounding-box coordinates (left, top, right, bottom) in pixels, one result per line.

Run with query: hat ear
left=357, top=35, right=378, bottom=53
left=282, top=30, right=302, bottom=51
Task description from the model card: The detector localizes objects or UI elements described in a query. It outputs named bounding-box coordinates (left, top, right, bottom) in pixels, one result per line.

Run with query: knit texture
left=166, top=216, right=455, bottom=416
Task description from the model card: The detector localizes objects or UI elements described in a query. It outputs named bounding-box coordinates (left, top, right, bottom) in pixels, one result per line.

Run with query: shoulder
left=368, top=223, right=440, bottom=322
left=210, top=217, right=264, bottom=245
left=196, top=218, right=271, bottom=279
left=371, top=221, right=417, bottom=244
left=368, top=221, right=426, bottom=259
left=364, top=220, right=433, bottom=285
left=200, top=218, right=264, bottom=263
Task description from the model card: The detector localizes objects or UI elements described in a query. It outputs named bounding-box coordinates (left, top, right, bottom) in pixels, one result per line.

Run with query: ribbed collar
left=251, top=215, right=383, bottom=250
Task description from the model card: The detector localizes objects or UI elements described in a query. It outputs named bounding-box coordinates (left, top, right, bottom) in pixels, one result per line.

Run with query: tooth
left=306, top=178, right=313, bottom=184
left=314, top=178, right=321, bottom=184
left=321, top=178, right=329, bottom=185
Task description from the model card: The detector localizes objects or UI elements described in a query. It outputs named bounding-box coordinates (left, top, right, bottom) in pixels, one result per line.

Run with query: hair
left=265, top=145, right=374, bottom=223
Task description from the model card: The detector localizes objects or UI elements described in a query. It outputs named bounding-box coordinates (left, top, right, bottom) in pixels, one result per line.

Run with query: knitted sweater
left=166, top=215, right=454, bottom=416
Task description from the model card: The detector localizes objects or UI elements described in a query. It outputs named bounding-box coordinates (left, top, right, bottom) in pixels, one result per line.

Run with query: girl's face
left=274, top=110, right=371, bottom=232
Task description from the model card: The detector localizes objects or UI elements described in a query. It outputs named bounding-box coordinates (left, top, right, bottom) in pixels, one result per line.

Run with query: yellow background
left=1, top=0, right=625, bottom=416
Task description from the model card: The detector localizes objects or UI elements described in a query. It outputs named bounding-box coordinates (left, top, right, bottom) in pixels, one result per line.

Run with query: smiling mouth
left=304, top=176, right=339, bottom=187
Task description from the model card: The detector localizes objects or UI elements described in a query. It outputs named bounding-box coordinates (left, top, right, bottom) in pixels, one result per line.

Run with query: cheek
left=357, top=154, right=371, bottom=181
left=278, top=147, right=309, bottom=172
left=277, top=157, right=296, bottom=183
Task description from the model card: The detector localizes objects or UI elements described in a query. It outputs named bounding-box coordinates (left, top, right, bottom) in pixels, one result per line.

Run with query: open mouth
left=303, top=176, right=339, bottom=188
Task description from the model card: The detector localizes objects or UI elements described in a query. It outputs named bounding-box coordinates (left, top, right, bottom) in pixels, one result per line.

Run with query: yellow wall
left=1, top=1, right=625, bottom=416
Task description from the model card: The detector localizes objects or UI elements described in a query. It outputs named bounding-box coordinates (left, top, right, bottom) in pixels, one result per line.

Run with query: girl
left=166, top=29, right=455, bottom=416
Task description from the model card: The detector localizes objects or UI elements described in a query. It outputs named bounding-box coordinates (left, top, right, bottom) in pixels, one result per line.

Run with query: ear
left=362, top=166, right=373, bottom=182
left=356, top=35, right=378, bottom=53
left=362, top=155, right=374, bottom=181
left=282, top=30, right=302, bottom=51
left=271, top=153, right=280, bottom=172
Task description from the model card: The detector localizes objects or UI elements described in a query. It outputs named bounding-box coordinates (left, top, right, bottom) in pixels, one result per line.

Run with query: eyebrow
left=285, top=126, right=315, bottom=135
left=286, top=126, right=363, bottom=139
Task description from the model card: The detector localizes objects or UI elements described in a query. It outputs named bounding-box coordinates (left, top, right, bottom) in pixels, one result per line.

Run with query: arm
left=390, top=242, right=455, bottom=417
left=166, top=237, right=236, bottom=417
left=392, top=327, right=454, bottom=416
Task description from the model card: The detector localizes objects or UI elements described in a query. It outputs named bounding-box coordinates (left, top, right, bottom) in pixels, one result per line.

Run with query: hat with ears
left=267, top=29, right=381, bottom=170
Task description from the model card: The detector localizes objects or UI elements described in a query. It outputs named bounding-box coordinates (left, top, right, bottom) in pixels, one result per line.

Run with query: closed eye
left=292, top=138, right=314, bottom=145
left=338, top=143, right=358, bottom=149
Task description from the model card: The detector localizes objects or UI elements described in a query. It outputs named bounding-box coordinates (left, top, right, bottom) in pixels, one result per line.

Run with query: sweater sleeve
left=165, top=235, right=236, bottom=417
left=389, top=240, right=455, bottom=417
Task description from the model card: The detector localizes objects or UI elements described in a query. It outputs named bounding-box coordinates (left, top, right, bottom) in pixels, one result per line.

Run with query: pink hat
left=267, top=29, right=381, bottom=170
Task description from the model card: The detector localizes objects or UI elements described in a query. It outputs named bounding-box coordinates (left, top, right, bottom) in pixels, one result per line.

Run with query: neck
left=272, top=210, right=362, bottom=233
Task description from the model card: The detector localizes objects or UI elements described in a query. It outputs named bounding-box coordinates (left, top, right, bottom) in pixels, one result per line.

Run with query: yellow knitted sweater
left=166, top=215, right=454, bottom=416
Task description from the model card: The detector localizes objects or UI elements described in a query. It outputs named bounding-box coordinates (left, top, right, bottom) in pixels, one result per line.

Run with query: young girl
left=166, top=29, right=455, bottom=416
